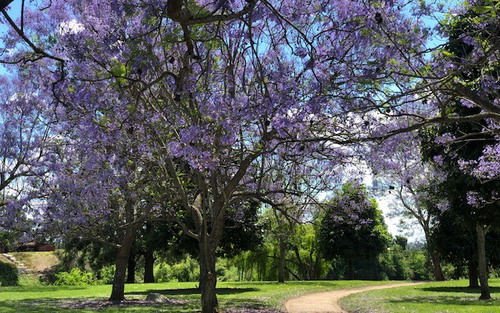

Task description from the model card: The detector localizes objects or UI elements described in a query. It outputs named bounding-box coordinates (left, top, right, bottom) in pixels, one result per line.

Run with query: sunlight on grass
left=341, top=278, right=500, bottom=313
left=0, top=280, right=395, bottom=312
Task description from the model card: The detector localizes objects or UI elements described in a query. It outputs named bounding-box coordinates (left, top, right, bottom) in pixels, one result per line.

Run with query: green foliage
left=0, top=231, right=17, bottom=251
left=379, top=245, right=411, bottom=280
left=216, top=259, right=239, bottom=282
left=318, top=183, right=391, bottom=279
left=18, top=275, right=44, bottom=287
left=98, top=265, right=116, bottom=284
left=0, top=261, right=19, bottom=286
left=230, top=247, right=277, bottom=281
left=155, top=255, right=200, bottom=282
left=406, top=249, right=432, bottom=281
left=53, top=268, right=96, bottom=286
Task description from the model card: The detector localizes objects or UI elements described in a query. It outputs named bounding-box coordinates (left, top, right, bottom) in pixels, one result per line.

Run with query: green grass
left=340, top=278, right=500, bottom=313
left=0, top=279, right=395, bottom=312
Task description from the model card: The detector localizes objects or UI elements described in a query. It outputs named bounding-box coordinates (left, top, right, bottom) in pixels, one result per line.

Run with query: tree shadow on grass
left=221, top=298, right=269, bottom=308
left=0, top=286, right=87, bottom=293
left=127, top=287, right=258, bottom=296
left=0, top=298, right=199, bottom=313
left=420, top=286, right=500, bottom=294
left=228, top=281, right=340, bottom=286
left=388, top=296, right=500, bottom=307
left=0, top=297, right=281, bottom=313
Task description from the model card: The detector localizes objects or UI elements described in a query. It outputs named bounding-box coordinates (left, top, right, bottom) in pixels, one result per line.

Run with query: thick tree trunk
left=109, top=227, right=137, bottom=302
left=127, top=251, right=136, bottom=283
left=143, top=249, right=155, bottom=283
left=476, top=224, right=491, bottom=300
left=278, top=238, right=286, bottom=283
left=199, top=240, right=218, bottom=313
left=468, top=257, right=479, bottom=288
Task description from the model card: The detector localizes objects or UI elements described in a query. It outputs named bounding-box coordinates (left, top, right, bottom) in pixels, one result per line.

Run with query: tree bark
left=278, top=237, right=286, bottom=283
left=199, top=239, right=218, bottom=313
left=109, top=227, right=137, bottom=301
left=476, top=224, right=491, bottom=300
left=429, top=249, right=445, bottom=281
left=468, top=257, right=479, bottom=288
left=127, top=251, right=136, bottom=283
left=143, top=248, right=155, bottom=283
left=423, top=231, right=445, bottom=281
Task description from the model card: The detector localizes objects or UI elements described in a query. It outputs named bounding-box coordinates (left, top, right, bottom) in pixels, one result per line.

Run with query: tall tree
left=421, top=101, right=500, bottom=300
left=318, top=182, right=391, bottom=280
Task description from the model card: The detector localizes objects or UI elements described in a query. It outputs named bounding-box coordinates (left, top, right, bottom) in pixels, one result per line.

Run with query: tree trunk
left=278, top=238, right=286, bottom=283
left=476, top=224, right=491, bottom=300
left=423, top=230, right=445, bottom=281
left=468, top=257, right=479, bottom=288
left=144, top=249, right=155, bottom=283
left=127, top=251, right=136, bottom=283
left=109, top=226, right=137, bottom=301
left=199, top=240, right=218, bottom=313
left=429, top=249, right=445, bottom=281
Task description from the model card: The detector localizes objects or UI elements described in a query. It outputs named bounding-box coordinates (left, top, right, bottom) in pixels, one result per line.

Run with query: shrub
left=216, top=259, right=239, bottom=282
left=155, top=255, right=200, bottom=282
left=98, top=265, right=115, bottom=284
left=53, top=268, right=96, bottom=286
left=407, top=249, right=431, bottom=280
left=0, top=261, right=19, bottom=286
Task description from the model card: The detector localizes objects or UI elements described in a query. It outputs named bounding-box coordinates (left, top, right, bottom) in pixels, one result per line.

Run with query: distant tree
left=318, top=183, right=391, bottom=280
left=370, top=132, right=446, bottom=281
left=394, top=236, right=408, bottom=250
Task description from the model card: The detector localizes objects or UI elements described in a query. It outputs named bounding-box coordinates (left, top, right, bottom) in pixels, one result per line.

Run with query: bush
left=98, top=265, right=115, bottom=284
left=216, top=259, right=239, bottom=282
left=155, top=255, right=200, bottom=282
left=0, top=261, right=19, bottom=286
left=53, top=268, right=96, bottom=286
left=407, top=250, right=431, bottom=280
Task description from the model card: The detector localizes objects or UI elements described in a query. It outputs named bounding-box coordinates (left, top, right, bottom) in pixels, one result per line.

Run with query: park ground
left=0, top=277, right=498, bottom=313
left=341, top=278, right=500, bottom=313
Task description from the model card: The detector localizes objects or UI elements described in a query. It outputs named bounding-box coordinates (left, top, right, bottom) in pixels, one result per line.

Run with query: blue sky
left=0, top=0, right=23, bottom=75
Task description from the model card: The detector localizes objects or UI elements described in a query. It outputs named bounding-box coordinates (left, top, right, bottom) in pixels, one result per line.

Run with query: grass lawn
left=340, top=278, right=500, bottom=313
left=0, top=278, right=396, bottom=313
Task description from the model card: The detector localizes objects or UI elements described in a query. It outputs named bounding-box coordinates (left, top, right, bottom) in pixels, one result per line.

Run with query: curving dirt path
left=285, top=282, right=423, bottom=313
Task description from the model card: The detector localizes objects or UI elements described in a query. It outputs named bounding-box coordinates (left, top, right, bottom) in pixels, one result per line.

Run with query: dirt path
left=285, top=282, right=423, bottom=313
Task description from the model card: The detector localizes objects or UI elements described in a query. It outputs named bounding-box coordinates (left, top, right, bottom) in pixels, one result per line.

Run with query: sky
left=0, top=0, right=22, bottom=75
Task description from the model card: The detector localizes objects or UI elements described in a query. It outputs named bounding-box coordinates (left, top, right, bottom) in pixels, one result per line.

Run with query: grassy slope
left=9, top=252, right=60, bottom=272
left=340, top=278, right=500, bottom=313
left=0, top=279, right=395, bottom=313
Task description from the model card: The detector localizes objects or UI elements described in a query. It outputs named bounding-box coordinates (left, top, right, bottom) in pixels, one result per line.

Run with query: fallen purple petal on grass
left=57, top=298, right=189, bottom=309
